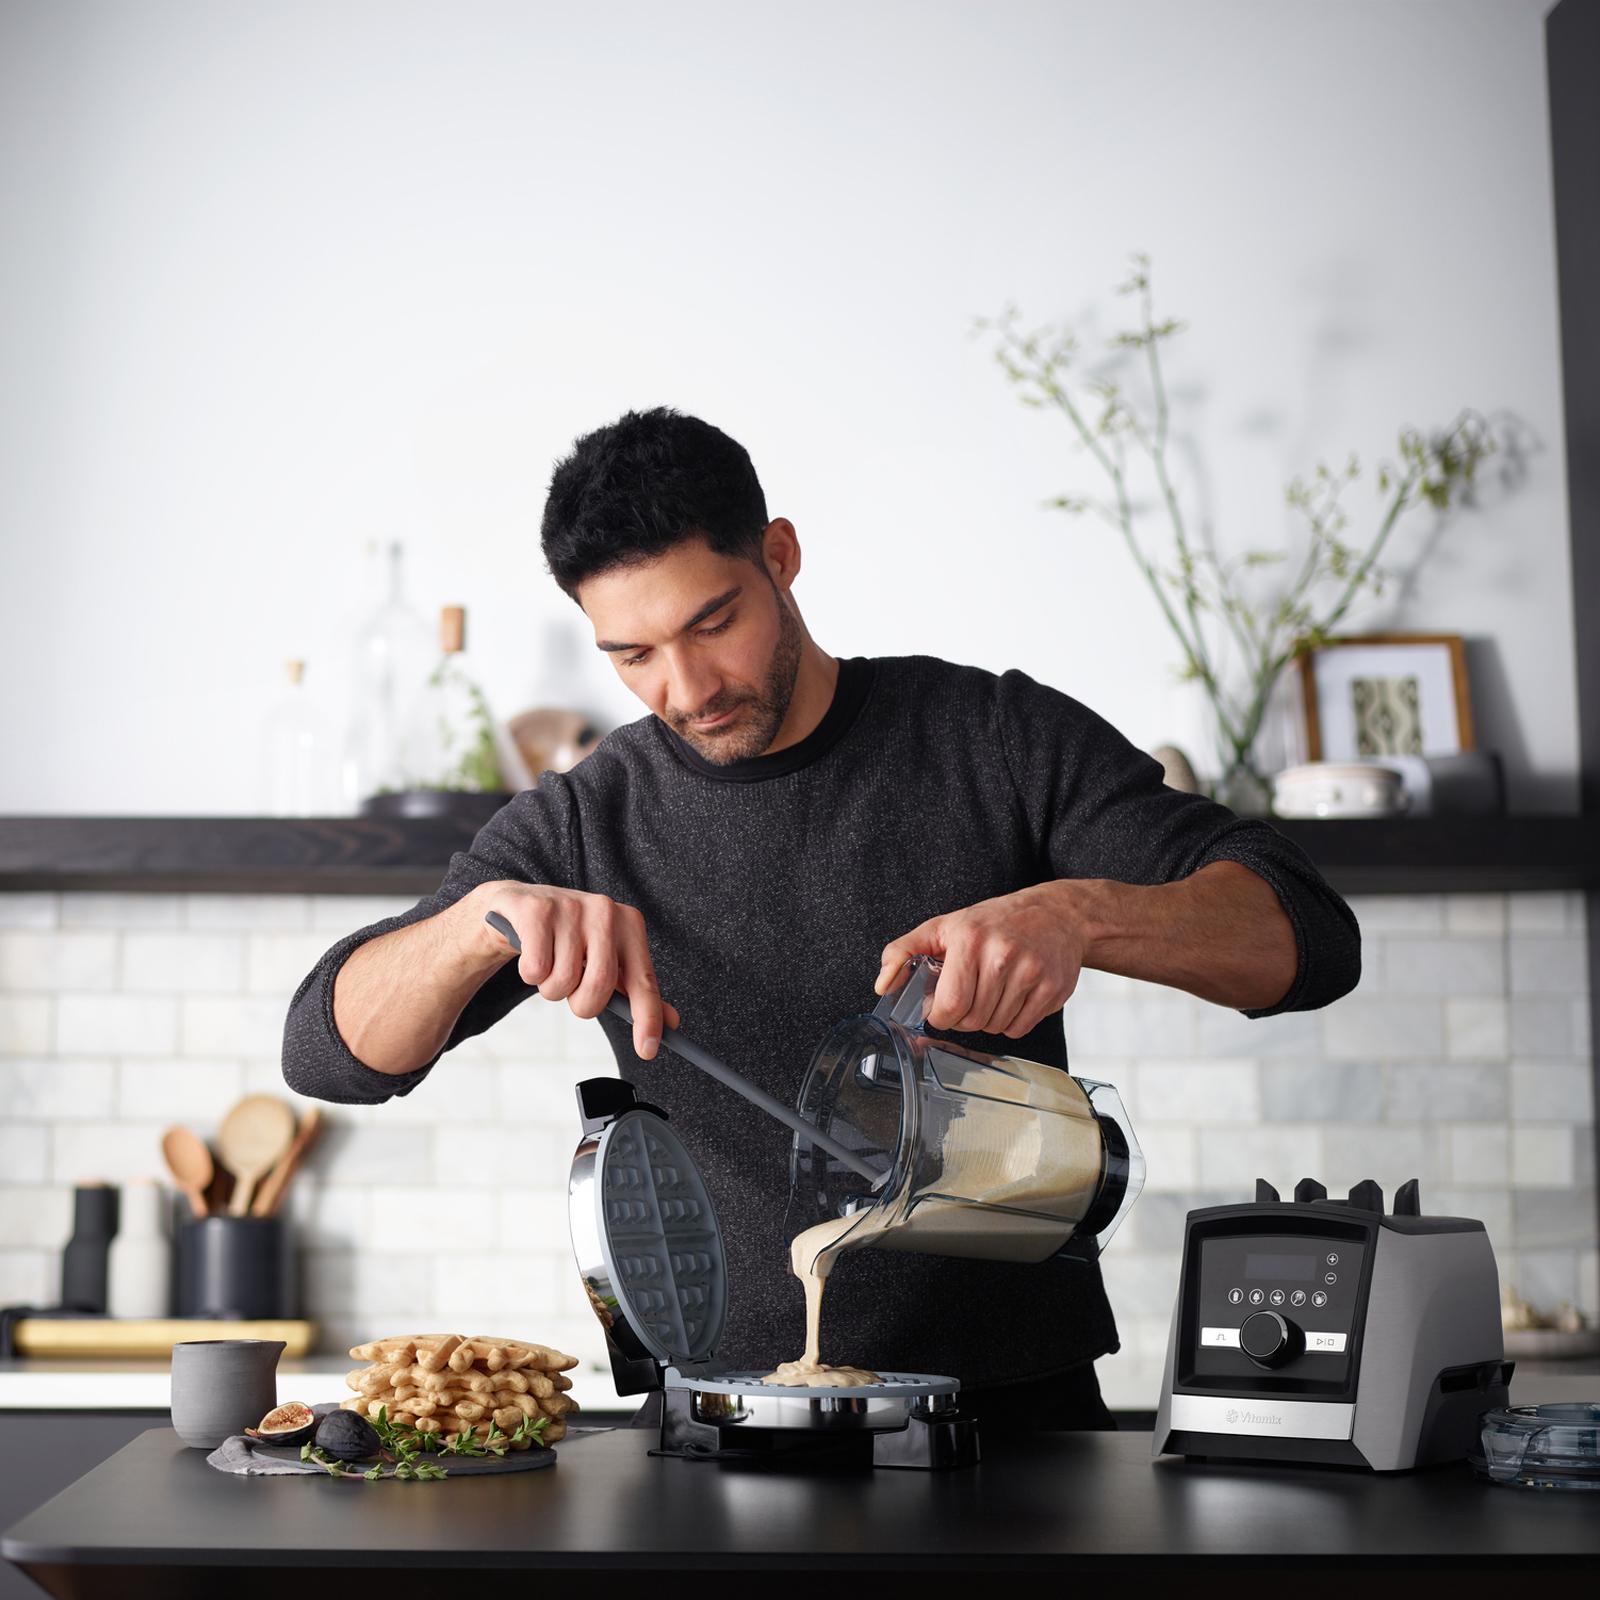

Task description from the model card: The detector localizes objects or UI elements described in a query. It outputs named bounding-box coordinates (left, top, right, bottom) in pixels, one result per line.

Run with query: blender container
left=787, top=954, right=1143, bottom=1271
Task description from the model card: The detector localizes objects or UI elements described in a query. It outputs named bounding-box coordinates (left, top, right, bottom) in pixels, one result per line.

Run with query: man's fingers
left=989, top=967, right=1036, bottom=1039
left=875, top=919, right=944, bottom=995
left=567, top=904, right=620, bottom=1020
left=536, top=899, right=585, bottom=1001
left=616, top=908, right=668, bottom=1060
left=926, top=943, right=978, bottom=1030
left=952, top=947, right=1010, bottom=1032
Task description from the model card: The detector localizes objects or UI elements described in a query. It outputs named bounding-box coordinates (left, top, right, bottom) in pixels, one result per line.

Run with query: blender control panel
left=1194, top=1232, right=1367, bottom=1379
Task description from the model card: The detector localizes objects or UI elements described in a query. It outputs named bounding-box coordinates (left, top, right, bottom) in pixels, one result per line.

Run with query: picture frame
left=1297, top=633, right=1474, bottom=763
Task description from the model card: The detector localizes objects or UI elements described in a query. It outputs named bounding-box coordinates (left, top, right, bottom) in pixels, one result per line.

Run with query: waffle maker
left=568, top=1076, right=978, bottom=1468
left=1153, top=1174, right=1513, bottom=1472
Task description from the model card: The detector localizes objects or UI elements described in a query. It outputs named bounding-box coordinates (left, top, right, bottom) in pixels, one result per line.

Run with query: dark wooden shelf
left=0, top=816, right=487, bottom=895
left=0, top=813, right=1595, bottom=897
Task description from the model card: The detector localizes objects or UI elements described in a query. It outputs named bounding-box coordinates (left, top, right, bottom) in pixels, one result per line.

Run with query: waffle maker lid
left=580, top=1094, right=729, bottom=1369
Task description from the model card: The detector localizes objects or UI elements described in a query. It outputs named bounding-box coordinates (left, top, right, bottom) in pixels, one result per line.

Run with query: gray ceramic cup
left=170, top=1339, right=285, bottom=1449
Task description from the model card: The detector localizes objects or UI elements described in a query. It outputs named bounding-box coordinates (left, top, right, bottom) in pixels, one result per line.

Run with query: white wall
left=0, top=0, right=1578, bottom=813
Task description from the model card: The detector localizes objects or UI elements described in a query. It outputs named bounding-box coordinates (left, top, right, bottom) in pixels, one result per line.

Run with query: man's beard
left=667, top=595, right=804, bottom=764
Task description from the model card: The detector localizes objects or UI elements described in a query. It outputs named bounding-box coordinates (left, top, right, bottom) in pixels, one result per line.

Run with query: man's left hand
left=874, top=882, right=1092, bottom=1038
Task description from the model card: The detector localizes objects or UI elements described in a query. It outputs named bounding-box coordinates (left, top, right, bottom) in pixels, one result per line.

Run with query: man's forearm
left=332, top=889, right=509, bottom=1075
left=1067, top=860, right=1298, bottom=1010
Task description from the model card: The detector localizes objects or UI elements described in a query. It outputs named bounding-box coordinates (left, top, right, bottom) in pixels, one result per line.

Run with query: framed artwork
left=1297, top=633, right=1474, bottom=763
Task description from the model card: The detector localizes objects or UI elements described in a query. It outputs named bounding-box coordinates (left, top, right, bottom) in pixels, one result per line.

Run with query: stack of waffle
left=339, top=1333, right=580, bottom=1446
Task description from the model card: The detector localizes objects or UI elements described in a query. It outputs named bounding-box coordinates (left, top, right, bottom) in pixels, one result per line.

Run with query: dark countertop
left=4, top=1423, right=1597, bottom=1594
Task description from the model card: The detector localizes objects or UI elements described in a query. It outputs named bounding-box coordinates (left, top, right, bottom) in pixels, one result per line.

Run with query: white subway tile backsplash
left=1195, top=1126, right=1322, bottom=1194
left=1509, top=998, right=1577, bottom=1057
left=366, top=1187, right=492, bottom=1252
left=1510, top=937, right=1589, bottom=996
left=0, top=1185, right=71, bottom=1248
left=117, top=1058, right=246, bottom=1123
left=1445, top=1125, right=1509, bottom=1187
left=1385, top=1062, right=1508, bottom=1122
left=1509, top=1060, right=1594, bottom=1123
left=122, top=933, right=245, bottom=994
left=1382, top=938, right=1505, bottom=997
left=0, top=1249, right=51, bottom=1304
left=51, top=1123, right=170, bottom=1184
left=309, top=1121, right=433, bottom=1185
left=1506, top=1249, right=1580, bottom=1311
left=494, top=1186, right=575, bottom=1248
left=1126, top=1126, right=1196, bottom=1192
left=1344, top=894, right=1443, bottom=934
left=1133, top=1060, right=1258, bottom=1123
left=0, top=932, right=117, bottom=991
left=1444, top=895, right=1507, bottom=936
left=1445, top=998, right=1509, bottom=1060
left=246, top=933, right=345, bottom=996
left=183, top=894, right=312, bottom=931
left=309, top=895, right=417, bottom=931
left=1259, top=1060, right=1383, bottom=1122
left=0, top=995, right=52, bottom=1053
left=1322, top=997, right=1444, bottom=1060
left=0, top=1125, right=49, bottom=1184
left=60, top=894, right=183, bottom=929
left=1508, top=894, right=1569, bottom=935
left=56, top=994, right=175, bottom=1057
left=0, top=1058, right=116, bottom=1120
left=0, top=893, right=59, bottom=929
left=179, top=996, right=291, bottom=1057
left=0, top=885, right=1588, bottom=1409
left=1068, top=999, right=1195, bottom=1058
left=1196, top=1006, right=1320, bottom=1058
left=285, top=1184, right=372, bottom=1250
left=432, top=1124, right=570, bottom=1186
left=1512, top=1127, right=1576, bottom=1188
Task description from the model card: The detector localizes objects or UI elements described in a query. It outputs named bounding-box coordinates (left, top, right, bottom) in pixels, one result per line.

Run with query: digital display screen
left=1245, top=1252, right=1315, bottom=1281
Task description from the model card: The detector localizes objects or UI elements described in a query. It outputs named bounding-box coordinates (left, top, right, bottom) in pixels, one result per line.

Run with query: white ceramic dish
left=1272, top=761, right=1408, bottom=819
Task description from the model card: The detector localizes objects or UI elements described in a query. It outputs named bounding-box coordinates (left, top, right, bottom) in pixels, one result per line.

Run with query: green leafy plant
left=977, top=254, right=1496, bottom=809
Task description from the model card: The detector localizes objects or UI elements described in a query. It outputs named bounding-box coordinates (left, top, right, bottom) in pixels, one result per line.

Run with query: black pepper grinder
left=60, top=1183, right=119, bottom=1312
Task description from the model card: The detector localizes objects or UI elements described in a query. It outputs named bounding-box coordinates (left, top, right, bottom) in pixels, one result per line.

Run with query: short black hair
left=540, top=407, right=770, bottom=598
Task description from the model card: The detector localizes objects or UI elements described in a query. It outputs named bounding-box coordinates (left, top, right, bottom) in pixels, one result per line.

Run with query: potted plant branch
left=978, top=254, right=1496, bottom=812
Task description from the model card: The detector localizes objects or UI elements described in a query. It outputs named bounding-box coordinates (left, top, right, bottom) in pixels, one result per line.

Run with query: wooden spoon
left=251, top=1106, right=325, bottom=1218
left=217, top=1095, right=297, bottom=1217
left=161, top=1125, right=214, bottom=1219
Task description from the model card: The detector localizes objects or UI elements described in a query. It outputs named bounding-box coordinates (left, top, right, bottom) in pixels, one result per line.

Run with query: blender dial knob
left=1240, top=1311, right=1304, bottom=1368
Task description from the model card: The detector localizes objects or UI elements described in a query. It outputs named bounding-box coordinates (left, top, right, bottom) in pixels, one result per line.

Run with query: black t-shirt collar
left=653, top=656, right=876, bottom=783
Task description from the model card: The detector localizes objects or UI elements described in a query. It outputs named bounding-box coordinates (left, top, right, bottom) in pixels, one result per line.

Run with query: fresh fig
left=315, top=1409, right=381, bottom=1462
left=253, top=1402, right=316, bottom=1447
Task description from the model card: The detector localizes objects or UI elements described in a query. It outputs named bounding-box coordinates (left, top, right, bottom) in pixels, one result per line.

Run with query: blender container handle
left=483, top=910, right=882, bottom=1183
left=873, top=953, right=942, bottom=1030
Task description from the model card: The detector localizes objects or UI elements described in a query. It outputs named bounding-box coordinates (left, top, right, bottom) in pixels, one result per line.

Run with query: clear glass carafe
left=787, top=955, right=1143, bottom=1271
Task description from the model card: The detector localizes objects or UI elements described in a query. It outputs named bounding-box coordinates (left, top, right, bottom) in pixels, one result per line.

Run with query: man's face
left=579, top=528, right=804, bottom=764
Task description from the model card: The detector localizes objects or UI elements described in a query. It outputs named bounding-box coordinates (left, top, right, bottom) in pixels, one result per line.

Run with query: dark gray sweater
left=282, top=654, right=1360, bottom=1389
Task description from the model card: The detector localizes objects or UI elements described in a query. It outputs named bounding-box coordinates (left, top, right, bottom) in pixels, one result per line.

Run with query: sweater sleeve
left=280, top=780, right=580, bottom=1105
left=995, top=668, right=1361, bottom=1016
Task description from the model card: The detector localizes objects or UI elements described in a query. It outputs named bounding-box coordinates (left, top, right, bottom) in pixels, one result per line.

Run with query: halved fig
left=253, top=1401, right=317, bottom=1446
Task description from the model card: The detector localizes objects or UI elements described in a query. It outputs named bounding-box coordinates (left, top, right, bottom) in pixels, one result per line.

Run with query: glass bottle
left=400, top=605, right=505, bottom=791
left=259, top=659, right=337, bottom=816
left=342, top=541, right=437, bottom=810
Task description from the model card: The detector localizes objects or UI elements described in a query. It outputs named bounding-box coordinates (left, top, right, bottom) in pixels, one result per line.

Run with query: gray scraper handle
left=483, top=910, right=881, bottom=1183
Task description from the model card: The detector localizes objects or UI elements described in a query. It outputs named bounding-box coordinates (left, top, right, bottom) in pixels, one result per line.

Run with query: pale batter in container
left=760, top=1057, right=1106, bottom=1386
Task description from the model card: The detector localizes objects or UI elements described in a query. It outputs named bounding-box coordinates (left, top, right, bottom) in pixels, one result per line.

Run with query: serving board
left=242, top=1438, right=557, bottom=1477
left=11, top=1317, right=317, bottom=1358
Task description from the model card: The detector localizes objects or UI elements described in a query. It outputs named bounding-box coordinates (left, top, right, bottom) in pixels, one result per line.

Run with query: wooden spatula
left=251, top=1107, right=325, bottom=1217
left=218, top=1095, right=296, bottom=1217
left=161, top=1125, right=214, bottom=1219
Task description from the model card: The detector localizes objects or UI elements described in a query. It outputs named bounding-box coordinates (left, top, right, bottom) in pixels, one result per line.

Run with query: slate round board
left=245, top=1438, right=556, bottom=1477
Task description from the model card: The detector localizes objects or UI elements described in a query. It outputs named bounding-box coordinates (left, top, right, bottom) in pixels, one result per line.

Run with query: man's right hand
left=465, top=881, right=680, bottom=1061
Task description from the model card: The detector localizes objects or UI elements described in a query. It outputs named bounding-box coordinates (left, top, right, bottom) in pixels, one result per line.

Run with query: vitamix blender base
left=568, top=1078, right=979, bottom=1469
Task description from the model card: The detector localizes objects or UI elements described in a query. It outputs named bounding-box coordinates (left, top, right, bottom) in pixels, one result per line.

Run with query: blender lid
left=585, top=1107, right=728, bottom=1369
left=1470, top=1403, right=1600, bottom=1490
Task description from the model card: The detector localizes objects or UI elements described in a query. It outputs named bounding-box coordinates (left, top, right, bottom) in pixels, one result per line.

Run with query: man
left=283, top=406, right=1360, bottom=1432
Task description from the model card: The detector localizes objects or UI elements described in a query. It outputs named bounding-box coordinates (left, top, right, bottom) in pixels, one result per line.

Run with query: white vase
left=107, top=1180, right=171, bottom=1319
